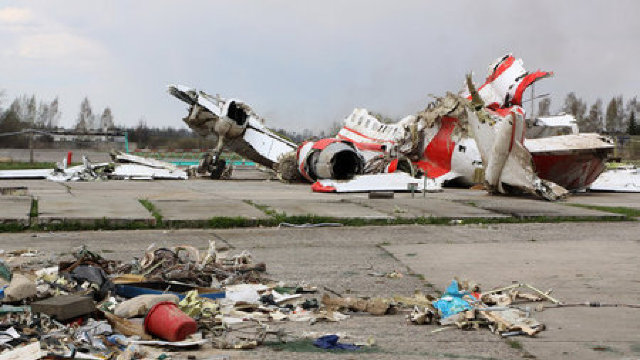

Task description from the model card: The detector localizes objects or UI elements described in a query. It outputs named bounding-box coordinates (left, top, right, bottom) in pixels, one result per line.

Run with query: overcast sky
left=1, top=1, right=639, bottom=132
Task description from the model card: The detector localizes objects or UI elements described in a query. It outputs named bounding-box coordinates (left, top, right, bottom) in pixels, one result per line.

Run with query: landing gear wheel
left=209, top=159, right=227, bottom=179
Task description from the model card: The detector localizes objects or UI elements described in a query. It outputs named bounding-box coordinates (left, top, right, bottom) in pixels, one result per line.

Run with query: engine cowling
left=297, top=139, right=364, bottom=182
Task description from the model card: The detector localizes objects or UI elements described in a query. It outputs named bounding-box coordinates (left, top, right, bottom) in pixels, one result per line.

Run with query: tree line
left=541, top=94, right=640, bottom=135
left=2, top=90, right=639, bottom=150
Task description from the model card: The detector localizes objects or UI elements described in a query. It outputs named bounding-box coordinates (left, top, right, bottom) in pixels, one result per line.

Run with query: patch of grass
left=0, top=203, right=633, bottom=233
left=138, top=199, right=163, bottom=224
left=0, top=162, right=82, bottom=170
left=264, top=339, right=381, bottom=354
left=243, top=199, right=279, bottom=217
left=506, top=339, right=523, bottom=350
left=101, top=249, right=115, bottom=253
left=567, top=203, right=640, bottom=217
left=378, top=241, right=391, bottom=246
left=30, top=218, right=155, bottom=232
left=0, top=223, right=27, bottom=232
left=29, top=197, right=38, bottom=218
left=0, top=162, right=56, bottom=170
left=405, top=253, right=417, bottom=257
left=207, top=216, right=256, bottom=228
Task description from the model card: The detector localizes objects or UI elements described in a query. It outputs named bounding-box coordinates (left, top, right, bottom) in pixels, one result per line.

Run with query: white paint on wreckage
left=168, top=85, right=297, bottom=170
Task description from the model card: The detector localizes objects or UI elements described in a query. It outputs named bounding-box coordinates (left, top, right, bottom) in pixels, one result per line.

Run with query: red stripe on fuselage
left=414, top=116, right=458, bottom=178
left=341, top=127, right=396, bottom=144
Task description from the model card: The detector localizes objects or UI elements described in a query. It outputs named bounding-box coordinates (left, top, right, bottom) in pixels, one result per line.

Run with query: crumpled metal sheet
left=589, top=166, right=640, bottom=192
left=168, top=84, right=297, bottom=169
left=313, top=173, right=442, bottom=193
left=465, top=75, right=568, bottom=200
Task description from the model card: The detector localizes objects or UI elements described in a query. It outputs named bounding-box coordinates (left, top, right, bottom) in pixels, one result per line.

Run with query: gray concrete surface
left=37, top=194, right=155, bottom=225
left=385, top=223, right=640, bottom=360
left=0, top=180, right=636, bottom=227
left=0, top=223, right=638, bottom=359
left=464, top=198, right=623, bottom=219
left=350, top=196, right=510, bottom=219
left=254, top=199, right=391, bottom=218
left=151, top=199, right=270, bottom=221
left=567, top=191, right=640, bottom=211
left=0, top=196, right=31, bottom=225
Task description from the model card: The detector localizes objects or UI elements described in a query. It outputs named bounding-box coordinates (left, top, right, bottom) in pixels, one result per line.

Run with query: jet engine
left=297, top=139, right=365, bottom=182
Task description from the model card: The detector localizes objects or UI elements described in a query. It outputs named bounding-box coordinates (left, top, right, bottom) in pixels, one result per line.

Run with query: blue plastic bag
left=432, top=280, right=472, bottom=318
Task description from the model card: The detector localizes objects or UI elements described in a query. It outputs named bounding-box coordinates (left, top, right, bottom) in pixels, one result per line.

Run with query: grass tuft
left=506, top=339, right=523, bottom=350
left=567, top=203, right=640, bottom=218
left=138, top=199, right=163, bottom=225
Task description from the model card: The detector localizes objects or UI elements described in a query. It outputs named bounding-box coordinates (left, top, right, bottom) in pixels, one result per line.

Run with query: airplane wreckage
left=168, top=55, right=617, bottom=200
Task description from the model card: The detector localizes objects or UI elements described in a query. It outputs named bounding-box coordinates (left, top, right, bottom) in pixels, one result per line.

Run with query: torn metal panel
left=111, top=151, right=181, bottom=171
left=168, top=85, right=297, bottom=178
left=525, top=134, right=614, bottom=189
left=337, top=108, right=482, bottom=185
left=110, top=164, right=188, bottom=180
left=526, top=114, right=579, bottom=139
left=312, top=173, right=441, bottom=193
left=525, top=133, right=614, bottom=154
left=589, top=166, right=640, bottom=192
left=469, top=54, right=553, bottom=108
left=465, top=76, right=567, bottom=200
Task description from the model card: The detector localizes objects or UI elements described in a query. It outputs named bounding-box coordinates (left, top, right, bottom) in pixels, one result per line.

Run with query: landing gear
left=209, top=159, right=226, bottom=179
left=199, top=136, right=228, bottom=179
left=198, top=152, right=227, bottom=180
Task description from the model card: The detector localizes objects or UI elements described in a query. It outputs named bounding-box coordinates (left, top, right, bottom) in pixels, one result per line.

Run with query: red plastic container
left=144, top=301, right=197, bottom=342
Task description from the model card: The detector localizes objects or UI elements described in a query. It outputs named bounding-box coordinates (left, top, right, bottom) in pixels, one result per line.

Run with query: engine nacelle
left=297, top=139, right=364, bottom=182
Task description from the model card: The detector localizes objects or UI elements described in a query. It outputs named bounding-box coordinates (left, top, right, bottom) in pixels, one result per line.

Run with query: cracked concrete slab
left=456, top=197, right=624, bottom=219
left=0, top=196, right=31, bottom=225
left=566, top=192, right=640, bottom=211
left=37, top=194, right=154, bottom=225
left=150, top=199, right=270, bottom=221
left=385, top=237, right=640, bottom=360
left=350, top=197, right=509, bottom=219
left=254, top=199, right=390, bottom=218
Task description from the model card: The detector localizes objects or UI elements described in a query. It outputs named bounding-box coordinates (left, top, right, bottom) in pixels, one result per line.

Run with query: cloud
left=0, top=5, right=108, bottom=62
left=0, top=7, right=32, bottom=24
left=17, top=32, right=107, bottom=60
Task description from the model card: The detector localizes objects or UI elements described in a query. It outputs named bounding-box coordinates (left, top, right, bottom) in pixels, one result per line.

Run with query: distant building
left=48, top=128, right=126, bottom=150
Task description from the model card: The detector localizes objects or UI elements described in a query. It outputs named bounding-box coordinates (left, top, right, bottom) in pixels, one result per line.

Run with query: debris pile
left=0, top=242, right=388, bottom=358
left=1, top=244, right=639, bottom=358
left=0, top=151, right=188, bottom=182
left=406, top=280, right=553, bottom=337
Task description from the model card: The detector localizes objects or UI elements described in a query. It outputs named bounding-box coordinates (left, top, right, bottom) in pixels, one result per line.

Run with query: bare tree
left=100, top=107, right=114, bottom=131
left=585, top=99, right=604, bottom=133
left=605, top=95, right=624, bottom=133
left=134, top=117, right=150, bottom=146
left=47, top=97, right=61, bottom=128
left=36, top=103, right=49, bottom=128
left=562, top=92, right=587, bottom=130
left=76, top=97, right=95, bottom=132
